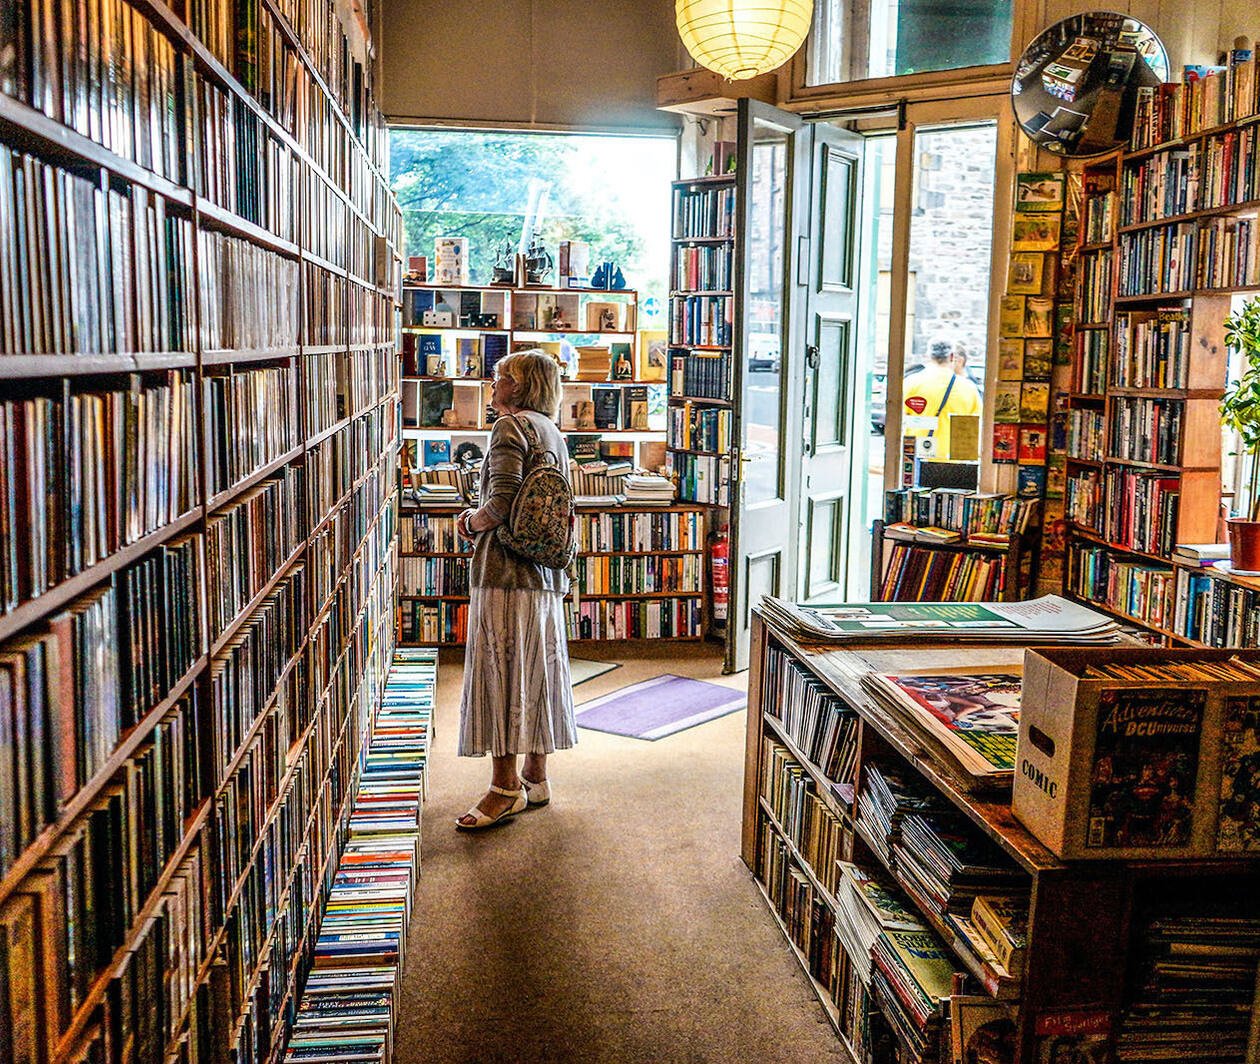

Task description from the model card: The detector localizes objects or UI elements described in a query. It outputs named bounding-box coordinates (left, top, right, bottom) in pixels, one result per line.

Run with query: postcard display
left=742, top=609, right=1260, bottom=1064
left=996, top=170, right=1079, bottom=594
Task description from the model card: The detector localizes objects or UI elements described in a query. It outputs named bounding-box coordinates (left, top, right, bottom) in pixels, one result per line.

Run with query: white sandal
left=523, top=776, right=550, bottom=807
left=455, top=784, right=527, bottom=831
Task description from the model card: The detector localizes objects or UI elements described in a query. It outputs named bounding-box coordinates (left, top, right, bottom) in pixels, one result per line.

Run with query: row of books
left=670, top=349, right=731, bottom=399
left=304, top=167, right=350, bottom=269
left=572, top=508, right=704, bottom=553
left=1082, top=188, right=1116, bottom=245
left=205, top=362, right=300, bottom=495
left=1066, top=543, right=1176, bottom=632
left=205, top=466, right=305, bottom=640
left=1120, top=126, right=1260, bottom=225
left=878, top=543, right=1011, bottom=603
left=669, top=295, right=732, bottom=347
left=673, top=243, right=732, bottom=292
left=399, top=557, right=470, bottom=598
left=305, top=345, right=398, bottom=439
left=1113, top=307, right=1191, bottom=389
left=0, top=375, right=199, bottom=614
left=1103, top=469, right=1181, bottom=556
left=1118, top=218, right=1260, bottom=295
left=1116, top=906, right=1260, bottom=1063
left=668, top=451, right=731, bottom=506
left=285, top=649, right=433, bottom=1063
left=199, top=229, right=301, bottom=351
left=1186, top=124, right=1260, bottom=213
left=756, top=815, right=848, bottom=1033
left=0, top=690, right=201, bottom=1052
left=398, top=599, right=467, bottom=645
left=672, top=184, right=735, bottom=240
left=306, top=267, right=348, bottom=347
left=1077, top=247, right=1112, bottom=324
left=882, top=489, right=1038, bottom=538
left=1076, top=329, right=1107, bottom=395
left=1108, top=395, right=1184, bottom=465
left=762, top=650, right=855, bottom=787
left=762, top=739, right=846, bottom=898
left=1065, top=468, right=1103, bottom=531
left=667, top=402, right=731, bottom=454
left=1173, top=567, right=1260, bottom=647
left=565, top=596, right=703, bottom=641
left=0, top=151, right=196, bottom=356
left=1131, top=56, right=1260, bottom=150
left=208, top=566, right=308, bottom=781
left=1066, top=407, right=1105, bottom=462
left=573, top=554, right=704, bottom=595
left=198, top=75, right=294, bottom=239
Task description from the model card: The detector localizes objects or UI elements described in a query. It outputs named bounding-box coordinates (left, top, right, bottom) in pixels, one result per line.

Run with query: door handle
left=806, top=344, right=820, bottom=369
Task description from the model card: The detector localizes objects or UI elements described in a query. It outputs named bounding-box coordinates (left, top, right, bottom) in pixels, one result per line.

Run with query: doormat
left=570, top=657, right=619, bottom=686
left=575, top=674, right=746, bottom=740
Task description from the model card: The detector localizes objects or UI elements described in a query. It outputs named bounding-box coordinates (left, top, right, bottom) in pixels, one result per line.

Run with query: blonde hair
left=495, top=349, right=562, bottom=418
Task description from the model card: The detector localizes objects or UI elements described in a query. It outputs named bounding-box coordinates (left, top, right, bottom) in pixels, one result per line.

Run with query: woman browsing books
left=454, top=350, right=578, bottom=829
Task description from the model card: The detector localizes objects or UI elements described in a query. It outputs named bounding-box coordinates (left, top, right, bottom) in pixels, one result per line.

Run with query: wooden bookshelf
left=396, top=502, right=709, bottom=645
left=0, top=0, right=401, bottom=1058
left=743, top=611, right=1260, bottom=1062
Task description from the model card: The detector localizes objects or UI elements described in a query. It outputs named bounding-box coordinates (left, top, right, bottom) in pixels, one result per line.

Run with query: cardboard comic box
left=1014, top=647, right=1260, bottom=860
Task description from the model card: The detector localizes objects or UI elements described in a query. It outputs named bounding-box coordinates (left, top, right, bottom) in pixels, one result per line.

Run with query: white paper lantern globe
left=675, top=0, right=815, bottom=81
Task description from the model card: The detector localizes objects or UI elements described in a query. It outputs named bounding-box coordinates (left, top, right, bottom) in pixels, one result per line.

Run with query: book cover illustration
left=1086, top=688, right=1204, bottom=848
left=1024, top=297, right=1054, bottom=338
left=422, top=439, right=450, bottom=467
left=1019, top=382, right=1050, bottom=421
left=1008, top=252, right=1046, bottom=295
left=951, top=997, right=1016, bottom=1064
left=1018, top=425, right=1048, bottom=463
left=992, top=424, right=1019, bottom=463
left=1217, top=696, right=1260, bottom=852
left=997, top=340, right=1024, bottom=381
left=993, top=382, right=1021, bottom=424
left=999, top=296, right=1026, bottom=338
left=1017, top=464, right=1046, bottom=497
left=418, top=381, right=454, bottom=427
left=1023, top=338, right=1053, bottom=380
left=1015, top=172, right=1066, bottom=212
left=869, top=673, right=1021, bottom=774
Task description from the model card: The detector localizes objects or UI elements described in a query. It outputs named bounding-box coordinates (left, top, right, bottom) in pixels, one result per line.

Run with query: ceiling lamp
left=675, top=0, right=814, bottom=81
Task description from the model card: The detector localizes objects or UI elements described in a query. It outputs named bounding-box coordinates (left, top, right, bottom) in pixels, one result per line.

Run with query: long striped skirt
left=457, top=586, right=577, bottom=757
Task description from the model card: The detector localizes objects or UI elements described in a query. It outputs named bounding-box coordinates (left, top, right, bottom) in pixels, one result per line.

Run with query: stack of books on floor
left=285, top=649, right=436, bottom=1063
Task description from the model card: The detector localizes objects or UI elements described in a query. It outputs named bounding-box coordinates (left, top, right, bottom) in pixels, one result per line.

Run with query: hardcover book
left=418, top=381, right=454, bottom=428
left=592, top=387, right=621, bottom=429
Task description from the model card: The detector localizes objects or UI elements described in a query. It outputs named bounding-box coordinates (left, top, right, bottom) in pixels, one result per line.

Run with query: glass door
left=727, top=99, right=807, bottom=672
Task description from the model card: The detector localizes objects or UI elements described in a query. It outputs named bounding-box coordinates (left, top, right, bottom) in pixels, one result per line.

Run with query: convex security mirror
left=1012, top=12, right=1169, bottom=157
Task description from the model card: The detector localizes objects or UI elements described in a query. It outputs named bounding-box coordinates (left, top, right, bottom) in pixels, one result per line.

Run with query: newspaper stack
left=760, top=594, right=1121, bottom=644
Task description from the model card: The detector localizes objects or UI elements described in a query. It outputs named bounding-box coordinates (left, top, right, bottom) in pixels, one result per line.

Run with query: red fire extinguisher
left=710, top=525, right=730, bottom=627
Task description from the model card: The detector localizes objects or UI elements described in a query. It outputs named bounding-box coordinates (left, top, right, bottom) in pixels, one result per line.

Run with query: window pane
left=900, top=123, right=997, bottom=467
left=806, top=0, right=1012, bottom=86
left=744, top=121, right=790, bottom=506
left=389, top=130, right=674, bottom=329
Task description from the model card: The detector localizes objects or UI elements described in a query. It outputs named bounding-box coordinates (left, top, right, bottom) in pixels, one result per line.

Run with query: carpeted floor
left=393, top=642, right=848, bottom=1064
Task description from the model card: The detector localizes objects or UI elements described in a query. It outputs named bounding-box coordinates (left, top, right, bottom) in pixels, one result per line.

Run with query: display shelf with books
left=742, top=609, right=1260, bottom=1063
left=0, top=0, right=403, bottom=1056
left=395, top=503, right=708, bottom=646
left=870, top=489, right=1041, bottom=603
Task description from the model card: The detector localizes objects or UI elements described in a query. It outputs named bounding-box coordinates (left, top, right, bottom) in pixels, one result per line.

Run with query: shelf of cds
left=396, top=503, right=707, bottom=645
left=1062, top=73, right=1260, bottom=644
left=0, top=0, right=403, bottom=1058
left=742, top=609, right=1260, bottom=1064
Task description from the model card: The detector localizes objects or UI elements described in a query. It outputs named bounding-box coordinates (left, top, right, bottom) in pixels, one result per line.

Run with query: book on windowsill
left=884, top=523, right=963, bottom=544
left=1173, top=543, right=1230, bottom=564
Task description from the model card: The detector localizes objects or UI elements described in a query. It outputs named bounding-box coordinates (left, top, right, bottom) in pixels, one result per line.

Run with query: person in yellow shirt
left=901, top=338, right=982, bottom=460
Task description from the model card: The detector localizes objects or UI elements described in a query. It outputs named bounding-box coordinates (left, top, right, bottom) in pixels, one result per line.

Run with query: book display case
left=742, top=611, right=1260, bottom=1064
left=1061, top=69, right=1260, bottom=646
left=397, top=502, right=706, bottom=645
left=0, top=0, right=401, bottom=1059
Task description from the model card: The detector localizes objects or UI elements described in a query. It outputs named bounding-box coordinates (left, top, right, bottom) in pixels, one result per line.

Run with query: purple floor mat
left=574, top=674, right=747, bottom=740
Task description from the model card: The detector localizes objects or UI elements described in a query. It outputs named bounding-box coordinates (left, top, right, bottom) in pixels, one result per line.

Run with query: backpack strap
left=505, top=411, right=560, bottom=468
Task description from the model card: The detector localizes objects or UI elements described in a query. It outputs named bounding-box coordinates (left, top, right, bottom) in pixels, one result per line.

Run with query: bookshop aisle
left=394, top=643, right=848, bottom=1062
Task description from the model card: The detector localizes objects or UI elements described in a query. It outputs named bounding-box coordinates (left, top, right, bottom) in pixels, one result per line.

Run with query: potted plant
left=1221, top=297, right=1260, bottom=570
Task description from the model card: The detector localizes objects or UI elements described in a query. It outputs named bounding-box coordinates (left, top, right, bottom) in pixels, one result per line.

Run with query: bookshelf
left=397, top=502, right=707, bottom=645
left=743, top=610, right=1260, bottom=1063
left=0, top=0, right=401, bottom=1059
left=1063, top=86, right=1255, bottom=644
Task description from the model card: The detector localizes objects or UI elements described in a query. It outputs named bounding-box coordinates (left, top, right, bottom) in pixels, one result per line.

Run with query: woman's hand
left=457, top=508, right=477, bottom=540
